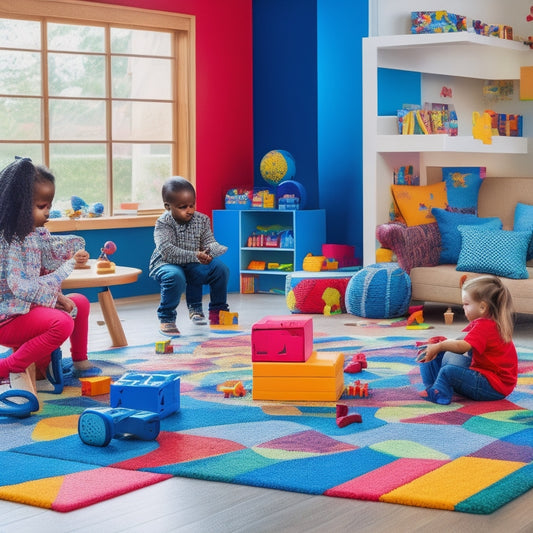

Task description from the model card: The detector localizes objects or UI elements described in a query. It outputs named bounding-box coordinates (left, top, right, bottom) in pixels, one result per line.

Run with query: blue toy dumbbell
left=0, top=389, right=40, bottom=418
left=78, top=407, right=160, bottom=447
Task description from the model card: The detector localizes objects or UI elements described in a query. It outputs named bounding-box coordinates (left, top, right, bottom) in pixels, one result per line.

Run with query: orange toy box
left=252, top=351, right=344, bottom=401
left=251, top=315, right=313, bottom=362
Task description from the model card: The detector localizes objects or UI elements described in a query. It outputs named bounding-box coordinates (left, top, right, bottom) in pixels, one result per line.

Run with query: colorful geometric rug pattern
left=1, top=330, right=533, bottom=514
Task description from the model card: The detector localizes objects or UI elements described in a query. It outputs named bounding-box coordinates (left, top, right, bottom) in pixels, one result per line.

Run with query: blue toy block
left=110, top=371, right=180, bottom=418
left=78, top=407, right=160, bottom=447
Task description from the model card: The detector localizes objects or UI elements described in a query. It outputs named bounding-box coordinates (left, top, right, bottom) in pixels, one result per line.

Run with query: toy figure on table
left=96, top=240, right=117, bottom=274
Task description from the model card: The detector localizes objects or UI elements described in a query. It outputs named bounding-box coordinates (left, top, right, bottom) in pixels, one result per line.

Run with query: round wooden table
left=62, top=260, right=142, bottom=347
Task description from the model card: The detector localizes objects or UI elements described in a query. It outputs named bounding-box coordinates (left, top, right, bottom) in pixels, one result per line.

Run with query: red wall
left=86, top=0, right=254, bottom=216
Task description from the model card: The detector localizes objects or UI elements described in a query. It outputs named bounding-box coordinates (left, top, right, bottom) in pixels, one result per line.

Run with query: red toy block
left=336, top=403, right=362, bottom=427
left=252, top=315, right=313, bottom=362
left=344, top=380, right=369, bottom=398
left=344, top=353, right=367, bottom=373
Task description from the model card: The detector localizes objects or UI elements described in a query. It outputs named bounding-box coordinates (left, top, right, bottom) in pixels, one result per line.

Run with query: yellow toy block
left=253, top=351, right=343, bottom=377
left=155, top=340, right=173, bottom=353
left=252, top=352, right=344, bottom=401
left=80, top=376, right=112, bottom=396
left=219, top=310, right=239, bottom=325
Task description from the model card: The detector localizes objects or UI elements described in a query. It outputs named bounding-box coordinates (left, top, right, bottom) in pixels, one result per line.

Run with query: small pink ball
left=103, top=241, right=117, bottom=255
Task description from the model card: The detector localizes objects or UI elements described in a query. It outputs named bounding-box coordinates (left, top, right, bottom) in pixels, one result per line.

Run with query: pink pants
left=0, top=293, right=89, bottom=378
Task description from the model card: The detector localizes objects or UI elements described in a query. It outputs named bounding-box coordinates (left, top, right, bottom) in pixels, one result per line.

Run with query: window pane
left=110, top=28, right=171, bottom=56
left=50, top=143, right=108, bottom=213
left=0, top=50, right=41, bottom=95
left=112, top=56, right=172, bottom=100
left=49, top=53, right=105, bottom=97
left=49, top=99, right=106, bottom=140
left=112, top=101, right=172, bottom=141
left=0, top=145, right=43, bottom=171
left=0, top=97, right=41, bottom=140
left=0, top=19, right=40, bottom=49
left=113, top=143, right=171, bottom=210
left=47, top=23, right=105, bottom=53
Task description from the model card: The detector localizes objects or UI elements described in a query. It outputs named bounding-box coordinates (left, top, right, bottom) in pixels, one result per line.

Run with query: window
left=0, top=0, right=195, bottom=217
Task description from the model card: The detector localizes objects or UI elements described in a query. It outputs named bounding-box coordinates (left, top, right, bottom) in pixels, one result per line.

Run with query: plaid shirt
left=0, top=228, right=85, bottom=321
left=149, top=211, right=227, bottom=276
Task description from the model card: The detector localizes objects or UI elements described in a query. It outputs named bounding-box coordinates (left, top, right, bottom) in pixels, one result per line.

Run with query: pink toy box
left=251, top=315, right=313, bottom=362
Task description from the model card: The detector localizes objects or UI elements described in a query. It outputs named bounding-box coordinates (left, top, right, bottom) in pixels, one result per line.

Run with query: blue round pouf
left=345, top=263, right=411, bottom=318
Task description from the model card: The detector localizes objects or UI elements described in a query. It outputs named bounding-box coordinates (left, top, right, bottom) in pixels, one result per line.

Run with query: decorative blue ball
left=259, top=149, right=296, bottom=187
left=345, top=263, right=411, bottom=318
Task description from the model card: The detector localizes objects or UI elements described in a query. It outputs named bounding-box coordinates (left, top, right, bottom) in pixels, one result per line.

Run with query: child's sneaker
left=189, top=310, right=207, bottom=326
left=160, top=322, right=181, bottom=337
left=0, top=365, right=40, bottom=417
left=36, top=348, right=64, bottom=394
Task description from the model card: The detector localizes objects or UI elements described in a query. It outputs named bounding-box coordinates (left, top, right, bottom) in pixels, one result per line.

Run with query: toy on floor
left=444, top=307, right=454, bottom=325
left=96, top=240, right=117, bottom=274
left=219, top=310, right=239, bottom=325
left=336, top=403, right=362, bottom=427
left=286, top=276, right=350, bottom=315
left=344, top=380, right=369, bottom=398
left=0, top=389, right=40, bottom=418
left=155, top=339, right=174, bottom=354
left=78, top=406, right=160, bottom=447
left=80, top=376, right=112, bottom=396
left=406, top=307, right=432, bottom=330
left=217, top=380, right=246, bottom=398
left=344, top=353, right=367, bottom=373
left=110, top=371, right=180, bottom=418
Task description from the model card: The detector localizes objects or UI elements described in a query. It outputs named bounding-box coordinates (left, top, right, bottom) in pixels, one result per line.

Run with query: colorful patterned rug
left=1, top=330, right=533, bottom=514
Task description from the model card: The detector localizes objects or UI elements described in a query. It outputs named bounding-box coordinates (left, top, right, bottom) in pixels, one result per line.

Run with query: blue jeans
left=150, top=260, right=229, bottom=323
left=419, top=351, right=505, bottom=402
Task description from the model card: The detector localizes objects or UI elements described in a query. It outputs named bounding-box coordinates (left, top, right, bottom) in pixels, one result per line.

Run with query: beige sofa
left=376, top=177, right=533, bottom=314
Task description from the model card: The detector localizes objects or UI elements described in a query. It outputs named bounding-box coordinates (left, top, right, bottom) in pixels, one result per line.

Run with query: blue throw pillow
left=513, top=202, right=533, bottom=261
left=432, top=208, right=501, bottom=264
left=442, top=166, right=485, bottom=215
left=456, top=226, right=530, bottom=279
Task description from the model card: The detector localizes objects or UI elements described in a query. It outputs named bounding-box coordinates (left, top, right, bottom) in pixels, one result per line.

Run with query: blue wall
left=252, top=0, right=368, bottom=260
left=317, top=0, right=367, bottom=257
left=252, top=0, right=319, bottom=209
left=378, top=68, right=421, bottom=116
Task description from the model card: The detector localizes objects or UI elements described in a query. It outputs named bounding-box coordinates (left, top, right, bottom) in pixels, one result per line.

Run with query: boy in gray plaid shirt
left=149, top=177, right=229, bottom=336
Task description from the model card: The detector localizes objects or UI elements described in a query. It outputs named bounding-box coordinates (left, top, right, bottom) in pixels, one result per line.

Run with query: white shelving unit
left=362, top=32, right=533, bottom=265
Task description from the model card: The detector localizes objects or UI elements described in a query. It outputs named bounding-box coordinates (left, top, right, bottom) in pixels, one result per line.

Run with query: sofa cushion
left=391, top=181, right=447, bottom=226
left=442, top=166, right=485, bottom=215
left=432, top=208, right=502, bottom=264
left=456, top=226, right=530, bottom=279
left=513, top=202, right=533, bottom=260
left=375, top=222, right=441, bottom=273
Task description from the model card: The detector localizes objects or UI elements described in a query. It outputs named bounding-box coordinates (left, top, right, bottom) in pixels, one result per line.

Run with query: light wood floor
left=1, top=293, right=533, bottom=533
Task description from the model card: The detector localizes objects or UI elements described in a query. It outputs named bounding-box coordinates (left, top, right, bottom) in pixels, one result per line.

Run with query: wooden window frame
left=0, top=0, right=196, bottom=231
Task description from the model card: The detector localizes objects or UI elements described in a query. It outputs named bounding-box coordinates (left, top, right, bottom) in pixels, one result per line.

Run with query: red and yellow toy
left=96, top=240, right=117, bottom=274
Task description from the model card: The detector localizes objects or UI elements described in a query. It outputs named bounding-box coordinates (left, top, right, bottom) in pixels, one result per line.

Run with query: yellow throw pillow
left=391, top=181, right=447, bottom=226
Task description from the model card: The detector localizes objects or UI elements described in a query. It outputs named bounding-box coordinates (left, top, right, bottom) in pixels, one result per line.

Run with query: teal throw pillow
left=432, top=208, right=501, bottom=264
left=513, top=202, right=533, bottom=261
left=456, top=226, right=530, bottom=279
left=442, top=166, right=485, bottom=215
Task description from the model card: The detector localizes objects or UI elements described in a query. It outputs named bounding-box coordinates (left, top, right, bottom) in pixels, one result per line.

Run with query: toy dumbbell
left=0, top=389, right=39, bottom=418
left=78, top=406, right=160, bottom=447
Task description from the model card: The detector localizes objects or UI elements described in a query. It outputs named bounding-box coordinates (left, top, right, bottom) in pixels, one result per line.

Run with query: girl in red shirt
left=418, top=276, right=517, bottom=405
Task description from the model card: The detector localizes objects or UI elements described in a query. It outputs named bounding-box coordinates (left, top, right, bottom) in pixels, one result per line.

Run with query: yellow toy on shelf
left=472, top=111, right=493, bottom=145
